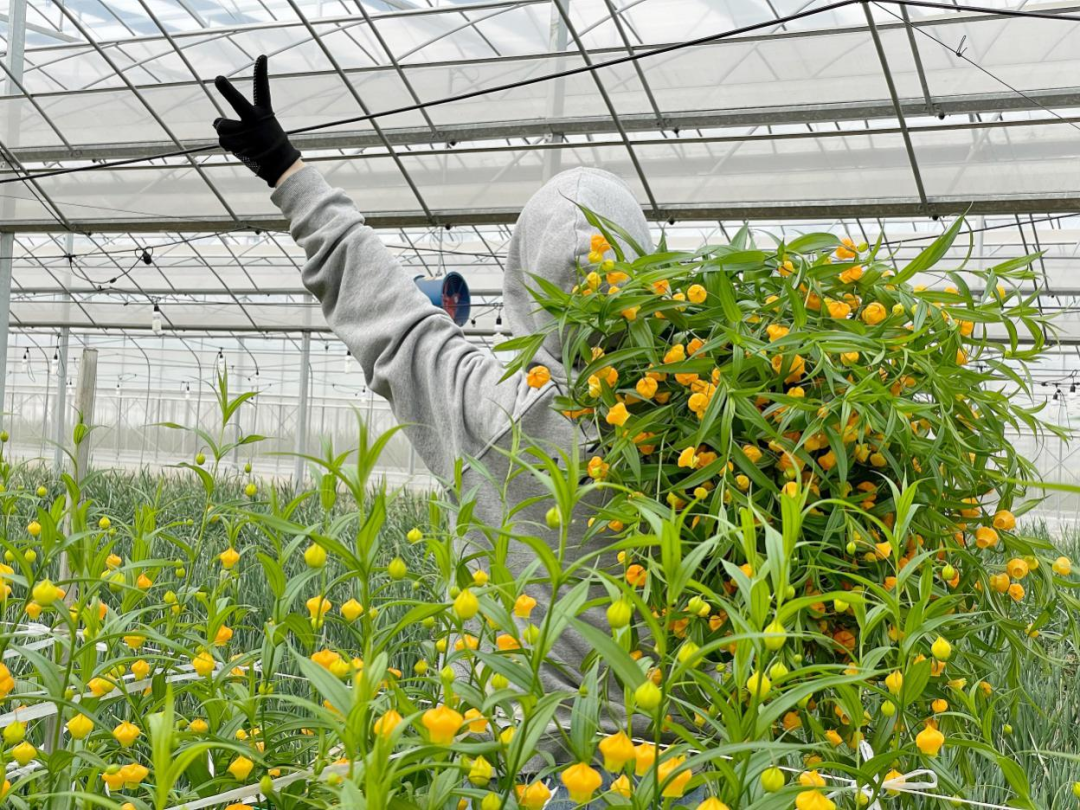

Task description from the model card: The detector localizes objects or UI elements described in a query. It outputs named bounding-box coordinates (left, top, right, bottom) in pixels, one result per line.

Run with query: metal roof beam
left=11, top=87, right=1080, bottom=162
left=11, top=196, right=1080, bottom=232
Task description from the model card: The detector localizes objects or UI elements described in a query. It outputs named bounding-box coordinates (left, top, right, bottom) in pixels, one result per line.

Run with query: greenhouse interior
left=1, top=0, right=1080, bottom=808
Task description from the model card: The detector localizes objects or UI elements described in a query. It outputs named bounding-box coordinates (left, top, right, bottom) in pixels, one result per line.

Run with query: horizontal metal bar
left=8, top=318, right=505, bottom=338
left=9, top=195, right=1080, bottom=232
left=11, top=0, right=549, bottom=55
left=9, top=318, right=1072, bottom=346
left=7, top=85, right=1080, bottom=163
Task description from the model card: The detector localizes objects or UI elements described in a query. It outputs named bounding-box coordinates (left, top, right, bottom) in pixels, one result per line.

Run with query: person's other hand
left=213, top=55, right=301, bottom=188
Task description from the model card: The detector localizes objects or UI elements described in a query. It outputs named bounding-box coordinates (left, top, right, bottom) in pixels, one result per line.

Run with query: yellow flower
left=526, top=366, right=551, bottom=389
left=31, top=579, right=62, bottom=606
left=611, top=774, right=632, bottom=797
left=374, top=709, right=403, bottom=739
left=826, top=299, right=851, bottom=319
left=468, top=755, right=494, bottom=786
left=219, top=547, right=240, bottom=569
left=422, top=705, right=463, bottom=745
left=453, top=588, right=480, bottom=620
left=587, top=456, right=609, bottom=480
left=635, top=742, right=658, bottom=776
left=1053, top=556, right=1072, bottom=576
left=27, top=521, right=41, bottom=537
left=463, top=708, right=488, bottom=734
left=341, top=599, right=364, bottom=622
left=766, top=324, right=789, bottom=342
left=192, top=651, right=216, bottom=677
left=189, top=718, right=209, bottom=734
left=885, top=671, right=904, bottom=695
left=11, top=741, right=36, bottom=766
left=916, top=724, right=945, bottom=756
left=214, top=625, right=234, bottom=646
left=861, top=301, right=887, bottom=325
left=746, top=671, right=771, bottom=698
left=686, top=284, right=707, bottom=304
left=931, top=636, right=952, bottom=661
left=634, top=680, right=662, bottom=710
left=132, top=660, right=150, bottom=680
left=635, top=377, right=658, bottom=399
left=596, top=730, right=635, bottom=772
left=228, top=755, right=254, bottom=781
left=663, top=344, right=686, bottom=364
left=119, top=763, right=149, bottom=786
left=112, top=721, right=141, bottom=747
left=606, top=402, right=630, bottom=427
left=88, top=677, right=115, bottom=697
left=677, top=446, right=699, bottom=469
left=1006, top=558, right=1029, bottom=580
left=513, top=593, right=537, bottom=618
left=66, top=713, right=94, bottom=740
left=657, top=755, right=693, bottom=798
left=306, top=595, right=332, bottom=620
left=992, top=509, right=1016, bottom=530
left=516, top=782, right=552, bottom=810
left=621, top=306, right=640, bottom=320
left=697, top=798, right=731, bottom=810
left=796, top=789, right=836, bottom=810
left=771, top=353, right=805, bottom=383
left=561, top=762, right=603, bottom=803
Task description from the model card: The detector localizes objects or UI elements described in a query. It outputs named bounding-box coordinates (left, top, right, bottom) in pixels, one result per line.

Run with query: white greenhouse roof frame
left=0, top=0, right=1079, bottom=346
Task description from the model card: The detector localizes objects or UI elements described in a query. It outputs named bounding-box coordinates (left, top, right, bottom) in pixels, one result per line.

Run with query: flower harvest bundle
left=496, top=212, right=1078, bottom=808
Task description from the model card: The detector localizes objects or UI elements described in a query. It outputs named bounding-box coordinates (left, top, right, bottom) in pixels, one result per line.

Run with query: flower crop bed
left=0, top=220, right=1077, bottom=809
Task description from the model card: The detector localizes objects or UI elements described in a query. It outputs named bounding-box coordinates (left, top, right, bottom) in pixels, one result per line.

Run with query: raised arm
left=212, top=56, right=544, bottom=478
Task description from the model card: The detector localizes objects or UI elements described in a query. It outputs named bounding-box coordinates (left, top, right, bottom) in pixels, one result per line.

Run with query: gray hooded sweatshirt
left=272, top=165, right=654, bottom=764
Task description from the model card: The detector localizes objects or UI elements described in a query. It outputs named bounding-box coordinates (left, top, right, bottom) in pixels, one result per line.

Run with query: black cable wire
left=5, top=0, right=1079, bottom=189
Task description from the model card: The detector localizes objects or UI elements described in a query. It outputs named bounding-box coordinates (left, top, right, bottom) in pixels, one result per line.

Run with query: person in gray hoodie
left=213, top=58, right=673, bottom=788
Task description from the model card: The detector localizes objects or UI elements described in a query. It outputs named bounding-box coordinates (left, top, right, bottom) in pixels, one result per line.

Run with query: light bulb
left=21, top=349, right=29, bottom=376
left=152, top=304, right=162, bottom=335
left=50, top=351, right=58, bottom=374
left=217, top=350, right=225, bottom=372
left=343, top=351, right=351, bottom=375
left=184, top=383, right=191, bottom=401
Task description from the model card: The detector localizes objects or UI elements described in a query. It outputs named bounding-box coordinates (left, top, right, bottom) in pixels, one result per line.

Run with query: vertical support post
left=293, top=332, right=311, bottom=490
left=0, top=0, right=28, bottom=431
left=53, top=234, right=74, bottom=472
left=72, top=349, right=98, bottom=499
left=543, top=0, right=570, bottom=181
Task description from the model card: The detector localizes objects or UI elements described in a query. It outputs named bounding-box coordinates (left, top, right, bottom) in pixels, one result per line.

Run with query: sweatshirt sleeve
left=271, top=165, right=541, bottom=479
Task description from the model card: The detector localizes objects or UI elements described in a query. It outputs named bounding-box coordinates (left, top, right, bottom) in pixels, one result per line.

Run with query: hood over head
left=503, top=167, right=653, bottom=376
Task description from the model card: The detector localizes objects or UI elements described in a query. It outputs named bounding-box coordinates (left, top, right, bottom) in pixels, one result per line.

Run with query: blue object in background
left=414, top=272, right=471, bottom=327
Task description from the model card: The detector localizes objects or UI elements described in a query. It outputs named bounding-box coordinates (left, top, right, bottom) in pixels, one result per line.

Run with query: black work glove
left=213, top=55, right=301, bottom=188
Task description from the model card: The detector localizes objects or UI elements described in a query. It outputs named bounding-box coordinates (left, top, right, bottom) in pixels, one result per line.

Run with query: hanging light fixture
left=216, top=350, right=226, bottom=372
left=184, top=382, right=192, bottom=401
left=50, top=349, right=59, bottom=374
left=343, top=350, right=351, bottom=375
left=152, top=303, right=162, bottom=335
left=21, top=349, right=29, bottom=376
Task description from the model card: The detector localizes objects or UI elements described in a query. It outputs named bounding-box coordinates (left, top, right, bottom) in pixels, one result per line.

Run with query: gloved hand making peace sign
left=213, top=55, right=301, bottom=187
